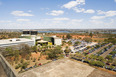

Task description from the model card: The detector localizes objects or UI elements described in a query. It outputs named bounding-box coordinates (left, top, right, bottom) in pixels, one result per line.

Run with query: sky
left=0, top=0, right=116, bottom=29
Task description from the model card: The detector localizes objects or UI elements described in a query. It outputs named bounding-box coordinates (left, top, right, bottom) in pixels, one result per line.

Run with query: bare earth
left=18, top=58, right=116, bottom=77
left=88, top=69, right=116, bottom=77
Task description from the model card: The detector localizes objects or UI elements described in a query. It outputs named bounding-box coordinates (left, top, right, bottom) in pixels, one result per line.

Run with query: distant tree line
left=0, top=32, right=21, bottom=39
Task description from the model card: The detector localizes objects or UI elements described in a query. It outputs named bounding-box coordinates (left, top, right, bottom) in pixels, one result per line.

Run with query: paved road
left=101, top=45, right=116, bottom=58
left=0, top=62, right=7, bottom=77
left=89, top=43, right=111, bottom=55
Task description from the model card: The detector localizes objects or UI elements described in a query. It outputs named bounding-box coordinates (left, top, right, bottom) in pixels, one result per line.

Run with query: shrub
left=33, top=58, right=36, bottom=62
left=20, top=59, right=24, bottom=63
left=15, top=64, right=21, bottom=69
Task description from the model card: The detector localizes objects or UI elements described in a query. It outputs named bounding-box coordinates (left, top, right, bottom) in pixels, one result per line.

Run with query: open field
left=18, top=58, right=115, bottom=77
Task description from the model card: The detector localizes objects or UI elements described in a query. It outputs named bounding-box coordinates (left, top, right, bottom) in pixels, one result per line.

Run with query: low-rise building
left=54, top=37, right=62, bottom=45
left=0, top=38, right=35, bottom=47
left=43, top=36, right=62, bottom=46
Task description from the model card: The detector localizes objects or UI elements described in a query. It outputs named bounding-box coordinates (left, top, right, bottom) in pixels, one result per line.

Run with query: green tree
left=83, top=37, right=92, bottom=43
left=95, top=61, right=105, bottom=67
left=19, top=44, right=31, bottom=58
left=32, top=45, right=37, bottom=52
left=20, top=62, right=29, bottom=71
left=47, top=46, right=63, bottom=59
left=74, top=41, right=80, bottom=45
left=66, top=34, right=72, bottom=39
left=89, top=33, right=93, bottom=38
left=106, top=55, right=113, bottom=61
left=67, top=41, right=72, bottom=45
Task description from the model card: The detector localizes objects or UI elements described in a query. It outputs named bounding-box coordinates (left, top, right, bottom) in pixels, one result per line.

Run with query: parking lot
left=68, top=39, right=97, bottom=53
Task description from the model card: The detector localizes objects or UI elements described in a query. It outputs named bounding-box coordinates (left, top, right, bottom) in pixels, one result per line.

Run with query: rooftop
left=18, top=59, right=116, bottom=77
left=0, top=38, right=34, bottom=45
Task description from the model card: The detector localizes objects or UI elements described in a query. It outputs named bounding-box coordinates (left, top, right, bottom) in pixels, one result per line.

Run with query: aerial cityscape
left=0, top=0, right=116, bottom=77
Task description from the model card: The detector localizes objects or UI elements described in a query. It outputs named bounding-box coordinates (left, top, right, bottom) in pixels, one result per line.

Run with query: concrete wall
left=0, top=54, right=18, bottom=77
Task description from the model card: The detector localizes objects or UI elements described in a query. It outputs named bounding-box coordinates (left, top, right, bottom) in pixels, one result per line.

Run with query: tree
left=83, top=37, right=92, bottom=43
left=19, top=44, right=31, bottom=58
left=20, top=62, right=29, bottom=71
left=47, top=46, right=63, bottom=59
left=95, top=61, right=105, bottom=67
left=106, top=55, right=113, bottom=61
left=62, top=35, right=65, bottom=40
left=112, top=59, right=116, bottom=66
left=89, top=33, right=93, bottom=38
left=104, top=38, right=116, bottom=44
left=74, top=41, right=80, bottom=45
left=86, top=46, right=90, bottom=49
left=32, top=45, right=37, bottom=53
left=67, top=41, right=72, bottom=45
left=89, top=60, right=96, bottom=66
left=64, top=49, right=70, bottom=54
left=66, top=34, right=72, bottom=39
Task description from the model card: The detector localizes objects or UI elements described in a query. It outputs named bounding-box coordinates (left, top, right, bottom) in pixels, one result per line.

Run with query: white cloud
left=43, top=17, right=70, bottom=21
left=91, top=10, right=116, bottom=20
left=46, top=10, right=64, bottom=16
left=91, top=16, right=105, bottom=20
left=41, top=8, right=49, bottom=10
left=28, top=10, right=32, bottom=12
left=73, top=7, right=85, bottom=13
left=62, top=0, right=85, bottom=9
left=73, top=7, right=95, bottom=14
left=11, top=11, right=34, bottom=16
left=0, top=20, right=12, bottom=23
left=84, top=9, right=95, bottom=13
left=53, top=18, right=69, bottom=21
left=71, top=19, right=83, bottom=22
left=89, top=20, right=103, bottom=24
left=43, top=18, right=83, bottom=23
left=115, top=0, right=116, bottom=2
left=16, top=19, right=30, bottom=22
left=98, top=10, right=116, bottom=17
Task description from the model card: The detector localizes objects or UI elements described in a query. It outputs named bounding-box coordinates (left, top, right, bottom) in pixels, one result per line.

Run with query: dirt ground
left=31, top=52, right=47, bottom=60
left=88, top=69, right=116, bottom=77
left=11, top=52, right=51, bottom=73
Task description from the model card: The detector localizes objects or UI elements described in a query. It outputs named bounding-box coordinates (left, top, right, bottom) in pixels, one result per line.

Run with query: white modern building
left=0, top=38, right=35, bottom=47
left=54, top=37, right=62, bottom=46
